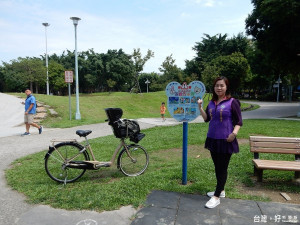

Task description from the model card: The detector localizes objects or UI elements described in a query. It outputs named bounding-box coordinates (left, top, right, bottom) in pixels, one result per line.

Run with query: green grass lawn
left=5, top=119, right=300, bottom=212
left=10, top=91, right=252, bottom=128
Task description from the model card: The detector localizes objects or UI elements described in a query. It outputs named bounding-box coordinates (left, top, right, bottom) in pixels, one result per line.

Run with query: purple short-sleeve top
left=204, top=98, right=242, bottom=154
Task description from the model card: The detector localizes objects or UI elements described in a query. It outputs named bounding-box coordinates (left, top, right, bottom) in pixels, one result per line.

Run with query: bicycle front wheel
left=118, top=145, right=149, bottom=176
left=45, top=142, right=89, bottom=183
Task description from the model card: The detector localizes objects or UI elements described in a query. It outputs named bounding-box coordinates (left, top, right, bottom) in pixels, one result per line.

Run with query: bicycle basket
left=124, top=119, right=140, bottom=136
left=113, top=119, right=140, bottom=137
left=111, top=119, right=145, bottom=142
left=130, top=132, right=145, bottom=143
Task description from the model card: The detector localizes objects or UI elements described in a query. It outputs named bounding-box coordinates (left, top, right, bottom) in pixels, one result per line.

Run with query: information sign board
left=165, top=81, right=206, bottom=122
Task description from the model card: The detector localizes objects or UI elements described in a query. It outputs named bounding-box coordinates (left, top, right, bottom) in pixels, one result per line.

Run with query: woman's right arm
left=197, top=99, right=208, bottom=121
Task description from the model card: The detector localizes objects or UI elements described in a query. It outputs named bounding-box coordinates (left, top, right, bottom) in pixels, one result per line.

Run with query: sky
left=0, top=0, right=254, bottom=73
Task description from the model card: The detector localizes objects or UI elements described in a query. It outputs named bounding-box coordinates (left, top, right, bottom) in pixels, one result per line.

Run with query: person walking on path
left=197, top=76, right=242, bottom=209
left=21, top=89, right=42, bottom=136
left=160, top=102, right=166, bottom=121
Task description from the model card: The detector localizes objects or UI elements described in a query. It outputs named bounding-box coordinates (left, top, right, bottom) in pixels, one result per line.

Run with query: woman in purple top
left=198, top=76, right=242, bottom=209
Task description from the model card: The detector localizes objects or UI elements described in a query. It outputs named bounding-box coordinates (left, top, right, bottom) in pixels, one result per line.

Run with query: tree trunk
left=35, top=83, right=39, bottom=94
left=30, top=82, right=33, bottom=92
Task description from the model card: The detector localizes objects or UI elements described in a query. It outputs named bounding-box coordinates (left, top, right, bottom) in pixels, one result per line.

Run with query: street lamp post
left=145, top=79, right=150, bottom=93
left=42, top=23, right=50, bottom=95
left=276, top=75, right=281, bottom=103
left=70, top=17, right=81, bottom=120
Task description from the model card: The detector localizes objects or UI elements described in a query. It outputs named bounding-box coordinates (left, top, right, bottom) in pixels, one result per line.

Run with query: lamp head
left=42, top=23, right=50, bottom=27
left=70, top=17, right=81, bottom=25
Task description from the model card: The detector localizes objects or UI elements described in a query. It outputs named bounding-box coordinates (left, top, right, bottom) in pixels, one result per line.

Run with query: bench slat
left=250, top=142, right=300, bottom=149
left=250, top=147, right=300, bottom=154
left=253, top=159, right=300, bottom=171
left=250, top=136, right=300, bottom=143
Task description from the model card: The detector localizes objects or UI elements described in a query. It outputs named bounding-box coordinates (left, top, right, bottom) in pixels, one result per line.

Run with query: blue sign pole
left=182, top=121, right=188, bottom=185
left=165, top=81, right=206, bottom=186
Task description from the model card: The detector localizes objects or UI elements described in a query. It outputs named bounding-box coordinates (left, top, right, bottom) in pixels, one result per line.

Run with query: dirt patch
left=238, top=181, right=300, bottom=204
left=151, top=145, right=211, bottom=161
left=237, top=138, right=249, bottom=145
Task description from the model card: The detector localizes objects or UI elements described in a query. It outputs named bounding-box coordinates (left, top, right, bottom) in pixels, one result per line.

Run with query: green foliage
left=183, top=59, right=202, bottom=80
left=188, top=33, right=252, bottom=93
left=130, top=48, right=154, bottom=93
left=201, top=64, right=220, bottom=92
left=138, top=72, right=160, bottom=92
left=106, top=79, right=117, bottom=91
left=1, top=57, right=46, bottom=92
left=202, top=52, right=250, bottom=92
left=246, top=0, right=300, bottom=76
left=48, top=61, right=68, bottom=95
left=132, top=48, right=154, bottom=74
left=159, top=54, right=183, bottom=84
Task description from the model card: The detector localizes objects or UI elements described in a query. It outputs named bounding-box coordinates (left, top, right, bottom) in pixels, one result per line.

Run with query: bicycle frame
left=50, top=136, right=133, bottom=169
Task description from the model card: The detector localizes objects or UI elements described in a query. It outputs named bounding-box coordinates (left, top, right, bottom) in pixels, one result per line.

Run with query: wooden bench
left=249, top=136, right=300, bottom=182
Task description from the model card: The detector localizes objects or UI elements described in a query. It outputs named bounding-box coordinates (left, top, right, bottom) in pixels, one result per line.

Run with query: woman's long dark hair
left=211, top=76, right=231, bottom=101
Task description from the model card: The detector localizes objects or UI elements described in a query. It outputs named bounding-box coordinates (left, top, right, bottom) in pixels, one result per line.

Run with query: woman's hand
left=226, top=133, right=236, bottom=142
left=197, top=99, right=203, bottom=106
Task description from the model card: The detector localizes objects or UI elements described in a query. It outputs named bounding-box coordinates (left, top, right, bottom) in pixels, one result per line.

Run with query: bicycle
left=44, top=108, right=149, bottom=184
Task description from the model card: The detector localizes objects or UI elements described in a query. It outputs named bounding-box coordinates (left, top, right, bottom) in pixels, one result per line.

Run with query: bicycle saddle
left=76, top=130, right=92, bottom=137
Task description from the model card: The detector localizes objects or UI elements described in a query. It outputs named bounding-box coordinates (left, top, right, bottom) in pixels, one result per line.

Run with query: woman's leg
left=210, top=151, right=232, bottom=197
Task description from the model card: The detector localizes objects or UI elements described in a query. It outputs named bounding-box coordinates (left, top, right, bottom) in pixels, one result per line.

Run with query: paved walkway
left=132, top=190, right=300, bottom=225
left=0, top=93, right=299, bottom=225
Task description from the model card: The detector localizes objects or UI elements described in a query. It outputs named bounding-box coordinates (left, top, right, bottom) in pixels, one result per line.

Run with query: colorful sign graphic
left=165, top=81, right=206, bottom=122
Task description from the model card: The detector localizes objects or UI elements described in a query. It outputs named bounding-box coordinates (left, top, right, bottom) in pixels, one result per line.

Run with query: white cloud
left=180, top=12, right=192, bottom=18
left=204, top=0, right=215, bottom=7
left=188, top=0, right=219, bottom=7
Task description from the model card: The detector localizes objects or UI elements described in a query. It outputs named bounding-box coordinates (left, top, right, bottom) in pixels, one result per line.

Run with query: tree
left=202, top=52, right=250, bottom=93
left=132, top=48, right=154, bottom=74
left=183, top=59, right=202, bottom=80
left=0, top=66, right=4, bottom=92
left=1, top=61, right=27, bottom=92
left=201, top=64, right=221, bottom=92
left=131, top=48, right=154, bottom=93
left=159, top=54, right=183, bottom=84
left=48, top=61, right=68, bottom=95
left=107, top=78, right=117, bottom=93
left=1, top=57, right=46, bottom=93
left=245, top=0, right=300, bottom=77
left=84, top=74, right=98, bottom=93
left=102, top=49, right=135, bottom=92
left=244, top=41, right=271, bottom=93
left=19, top=57, right=46, bottom=93
left=193, top=33, right=229, bottom=65
left=190, top=33, right=250, bottom=79
left=78, top=49, right=103, bottom=92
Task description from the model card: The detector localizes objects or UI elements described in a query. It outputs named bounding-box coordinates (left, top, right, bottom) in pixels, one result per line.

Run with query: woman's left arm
left=227, top=99, right=243, bottom=142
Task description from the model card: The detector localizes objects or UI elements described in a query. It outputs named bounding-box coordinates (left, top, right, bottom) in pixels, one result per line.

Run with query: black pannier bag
left=105, top=108, right=145, bottom=143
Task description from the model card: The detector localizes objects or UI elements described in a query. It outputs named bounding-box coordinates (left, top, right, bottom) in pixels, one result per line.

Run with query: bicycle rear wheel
left=118, top=145, right=149, bottom=176
left=45, top=142, right=89, bottom=183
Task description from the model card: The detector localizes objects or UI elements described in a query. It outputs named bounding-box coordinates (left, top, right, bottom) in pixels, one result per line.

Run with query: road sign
left=65, top=71, right=74, bottom=83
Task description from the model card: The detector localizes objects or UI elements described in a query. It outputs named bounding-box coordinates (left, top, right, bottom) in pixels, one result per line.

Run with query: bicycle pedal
left=94, top=162, right=112, bottom=168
